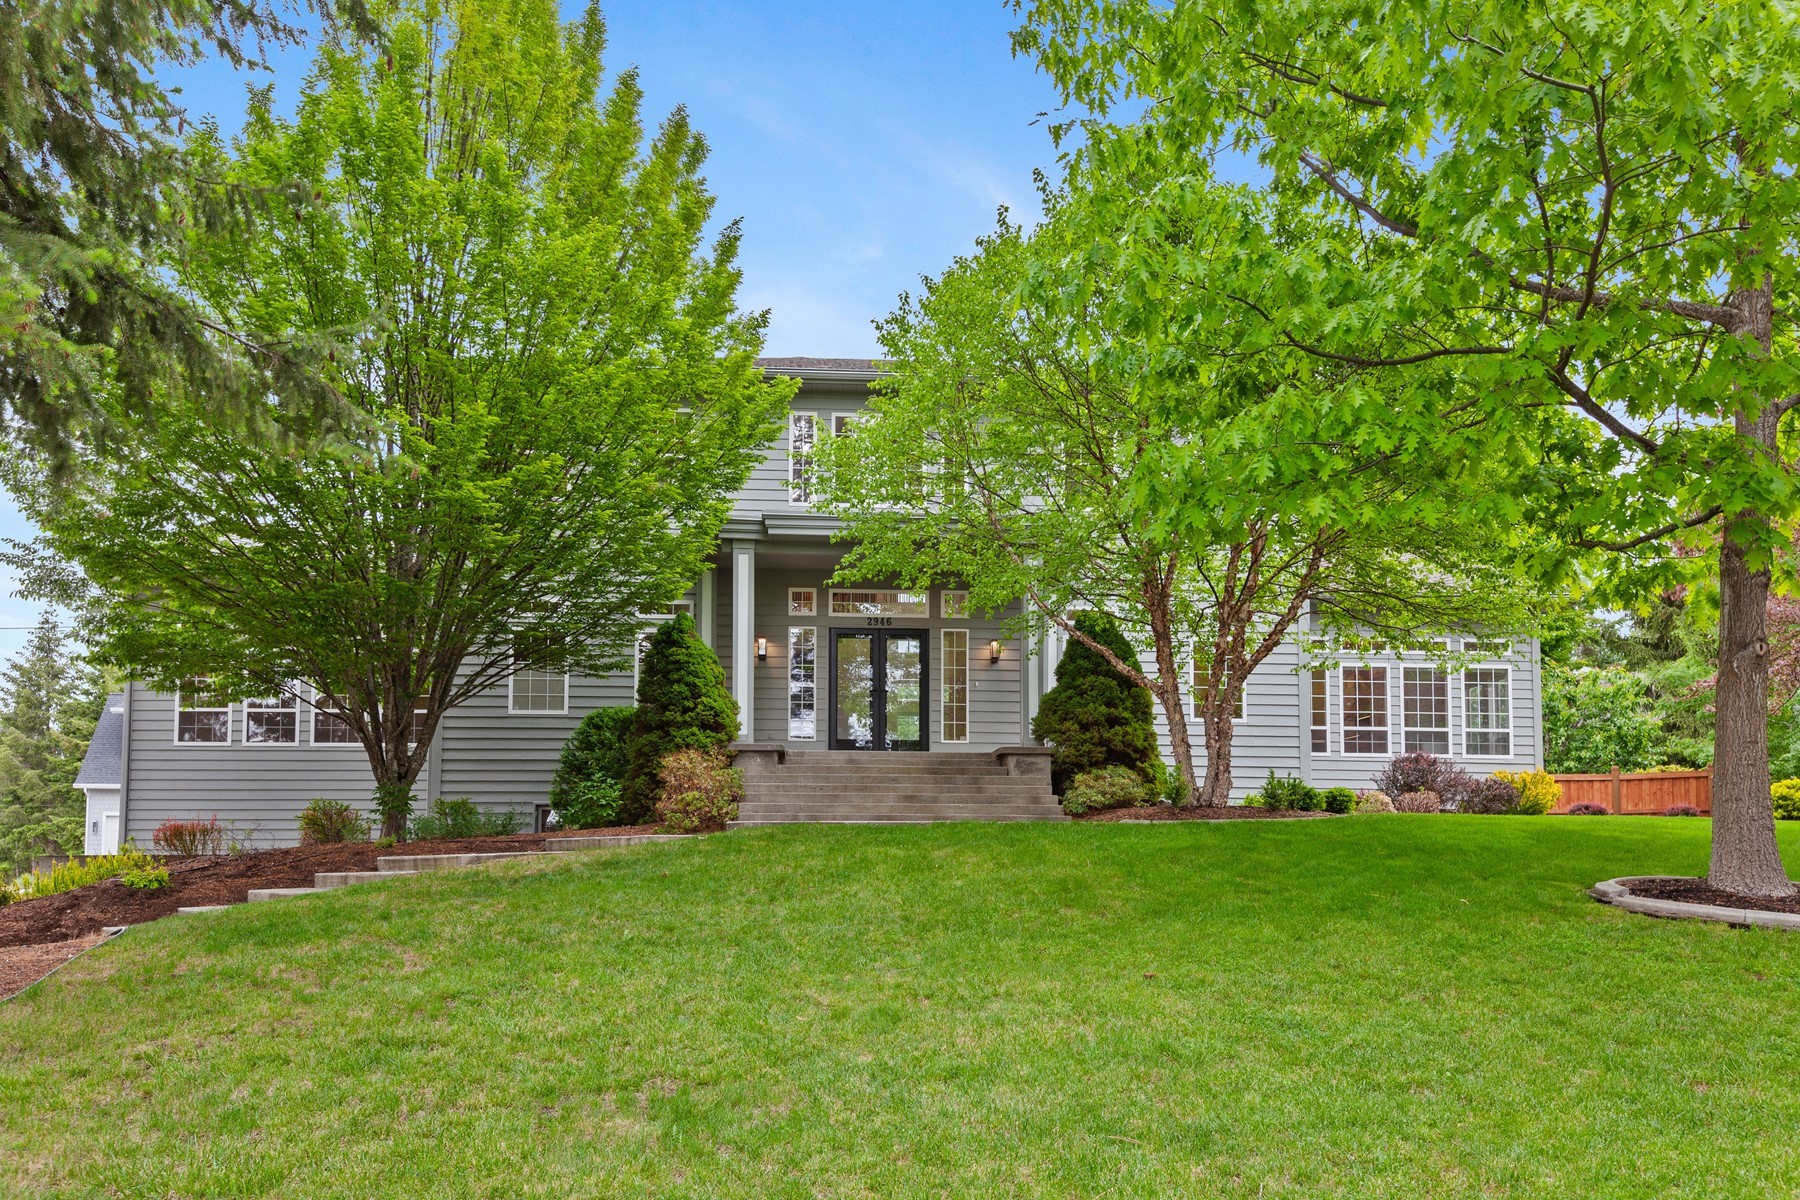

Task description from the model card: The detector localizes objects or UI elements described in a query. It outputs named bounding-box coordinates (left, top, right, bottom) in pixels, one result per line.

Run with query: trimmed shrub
left=550, top=706, right=636, bottom=828
left=1394, top=790, right=1442, bottom=814
left=1492, top=768, right=1561, bottom=816
left=1061, top=766, right=1152, bottom=816
left=296, top=799, right=372, bottom=844
left=1373, top=752, right=1474, bottom=810
left=1320, top=786, right=1357, bottom=815
left=1030, top=611, right=1158, bottom=793
left=153, top=817, right=225, bottom=857
left=654, top=747, right=742, bottom=833
left=1252, top=771, right=1321, bottom=812
left=623, top=614, right=738, bottom=826
left=1354, top=790, right=1396, bottom=814
left=1567, top=802, right=1609, bottom=816
left=3, top=849, right=159, bottom=904
left=373, top=781, right=416, bottom=841
left=408, top=798, right=522, bottom=840
left=1665, top=805, right=1702, bottom=817
left=119, top=864, right=169, bottom=889
left=1461, top=776, right=1523, bottom=815
left=1772, top=778, right=1800, bottom=820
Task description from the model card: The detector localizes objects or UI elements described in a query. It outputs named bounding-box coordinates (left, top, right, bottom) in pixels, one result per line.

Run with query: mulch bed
left=1078, top=805, right=1340, bottom=822
left=0, top=827, right=660, bottom=949
left=1625, top=875, right=1800, bottom=915
left=0, top=933, right=109, bottom=1000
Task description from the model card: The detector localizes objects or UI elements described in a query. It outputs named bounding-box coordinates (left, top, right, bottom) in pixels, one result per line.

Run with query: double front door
left=831, top=629, right=927, bottom=751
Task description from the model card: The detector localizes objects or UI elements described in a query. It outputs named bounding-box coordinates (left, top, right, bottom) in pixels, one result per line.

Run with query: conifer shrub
left=1248, top=771, right=1321, bottom=811
left=1029, top=611, right=1157, bottom=793
left=550, top=706, right=636, bottom=829
left=1320, top=786, right=1357, bottom=815
left=622, top=613, right=738, bottom=825
left=654, top=747, right=742, bottom=833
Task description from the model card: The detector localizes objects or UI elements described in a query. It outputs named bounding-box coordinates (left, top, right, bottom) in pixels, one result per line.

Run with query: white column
left=698, top=563, right=717, bottom=650
left=1023, top=626, right=1043, bottom=743
left=731, top=540, right=756, bottom=741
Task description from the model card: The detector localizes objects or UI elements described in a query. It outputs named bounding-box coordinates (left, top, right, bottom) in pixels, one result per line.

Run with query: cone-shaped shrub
left=550, top=705, right=636, bottom=828
left=620, top=612, right=738, bottom=824
left=1030, top=610, right=1157, bottom=792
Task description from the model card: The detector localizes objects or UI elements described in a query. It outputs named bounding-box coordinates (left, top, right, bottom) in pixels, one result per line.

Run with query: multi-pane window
left=245, top=685, right=300, bottom=744
left=1464, top=668, right=1512, bottom=756
left=940, top=590, right=968, bottom=619
left=313, top=697, right=358, bottom=745
left=942, top=629, right=970, bottom=743
left=1191, top=654, right=1244, bottom=720
left=509, top=633, right=568, bottom=714
left=829, top=589, right=928, bottom=616
left=1463, top=639, right=1511, bottom=659
left=789, top=412, right=816, bottom=504
left=788, top=626, right=817, bottom=740
left=1310, top=670, right=1329, bottom=753
left=176, top=678, right=231, bottom=744
left=1341, top=666, right=1389, bottom=755
left=789, top=588, right=816, bottom=617
left=1402, top=667, right=1450, bottom=754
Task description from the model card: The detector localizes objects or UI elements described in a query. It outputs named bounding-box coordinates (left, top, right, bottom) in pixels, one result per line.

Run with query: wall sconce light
left=756, top=636, right=768, bottom=662
left=989, top=639, right=1002, bottom=664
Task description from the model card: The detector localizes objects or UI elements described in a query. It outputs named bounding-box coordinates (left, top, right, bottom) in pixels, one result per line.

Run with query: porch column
left=1023, top=627, right=1043, bottom=743
left=698, top=563, right=717, bottom=650
left=731, top=540, right=756, bottom=740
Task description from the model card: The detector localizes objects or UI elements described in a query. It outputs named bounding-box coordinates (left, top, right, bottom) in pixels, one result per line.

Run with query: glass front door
left=831, top=630, right=928, bottom=750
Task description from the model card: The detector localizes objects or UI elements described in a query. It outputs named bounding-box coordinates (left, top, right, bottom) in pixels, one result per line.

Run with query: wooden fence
left=1550, top=768, right=1712, bottom=815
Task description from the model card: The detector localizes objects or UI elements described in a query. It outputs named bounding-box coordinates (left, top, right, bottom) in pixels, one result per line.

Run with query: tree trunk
left=1197, top=691, right=1237, bottom=807
left=1148, top=621, right=1199, bottom=802
left=1710, top=278, right=1795, bottom=897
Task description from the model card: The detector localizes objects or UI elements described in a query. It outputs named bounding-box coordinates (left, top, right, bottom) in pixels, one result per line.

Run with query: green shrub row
left=2, top=848, right=159, bottom=905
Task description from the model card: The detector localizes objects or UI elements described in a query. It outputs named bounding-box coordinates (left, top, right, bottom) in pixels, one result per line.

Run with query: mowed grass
left=4, top=817, right=1800, bottom=1198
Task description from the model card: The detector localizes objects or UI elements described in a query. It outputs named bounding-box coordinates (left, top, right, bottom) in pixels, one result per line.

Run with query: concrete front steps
left=729, top=745, right=1065, bottom=826
left=236, top=833, right=687, bottom=903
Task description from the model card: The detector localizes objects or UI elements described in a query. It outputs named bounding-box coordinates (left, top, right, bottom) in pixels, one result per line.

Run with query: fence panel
left=1549, top=769, right=1711, bottom=815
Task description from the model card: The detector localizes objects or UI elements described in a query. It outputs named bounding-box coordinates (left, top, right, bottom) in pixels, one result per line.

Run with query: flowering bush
left=153, top=816, right=226, bottom=857
left=1772, top=778, right=1800, bottom=820
left=1492, top=769, right=1561, bottom=816
left=654, top=748, right=742, bottom=833
left=1061, top=766, right=1151, bottom=815
left=1393, top=790, right=1442, bottom=814
left=1354, top=790, right=1396, bottom=814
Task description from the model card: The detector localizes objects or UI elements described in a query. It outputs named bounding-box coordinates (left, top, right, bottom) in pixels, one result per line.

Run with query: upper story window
left=940, top=590, right=968, bottom=619
left=176, top=678, right=231, bottom=744
left=788, top=412, right=816, bottom=505
left=245, top=685, right=300, bottom=744
left=789, top=588, right=816, bottom=616
left=1463, top=638, right=1512, bottom=660
left=510, top=633, right=568, bottom=714
left=829, top=589, right=928, bottom=616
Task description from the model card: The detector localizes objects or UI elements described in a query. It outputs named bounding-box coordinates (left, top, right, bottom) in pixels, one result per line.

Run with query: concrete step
left=738, top=794, right=1061, bottom=809
left=176, top=905, right=231, bottom=915
left=247, top=887, right=319, bottom=902
left=376, top=850, right=537, bottom=873
left=315, top=869, right=419, bottom=889
left=745, top=782, right=1049, bottom=799
left=757, top=765, right=1014, bottom=777
left=539, top=834, right=689, bottom=851
left=730, top=813, right=1066, bottom=826
left=735, top=804, right=1068, bottom=820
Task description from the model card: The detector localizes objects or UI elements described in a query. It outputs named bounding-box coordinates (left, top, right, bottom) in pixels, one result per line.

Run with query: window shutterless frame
left=174, top=679, right=232, bottom=746
left=941, top=628, right=970, bottom=743
left=788, top=412, right=816, bottom=505
left=1461, top=665, right=1514, bottom=758
left=244, top=685, right=301, bottom=745
left=1338, top=664, right=1391, bottom=756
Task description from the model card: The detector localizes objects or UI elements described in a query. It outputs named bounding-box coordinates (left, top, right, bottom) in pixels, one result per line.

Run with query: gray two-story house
left=79, top=357, right=1542, bottom=851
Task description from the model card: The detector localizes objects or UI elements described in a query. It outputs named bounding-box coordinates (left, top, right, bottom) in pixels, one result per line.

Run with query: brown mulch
left=1078, top=805, right=1341, bottom=822
left=0, top=933, right=109, bottom=1000
left=1625, top=876, right=1800, bottom=915
left=0, top=827, right=661, bottom=948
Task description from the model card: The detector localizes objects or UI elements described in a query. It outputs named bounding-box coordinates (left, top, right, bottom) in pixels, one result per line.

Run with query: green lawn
left=4, top=817, right=1799, bottom=1198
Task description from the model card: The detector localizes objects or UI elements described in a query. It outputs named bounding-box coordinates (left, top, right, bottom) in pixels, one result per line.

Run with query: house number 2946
left=865, top=617, right=893, bottom=627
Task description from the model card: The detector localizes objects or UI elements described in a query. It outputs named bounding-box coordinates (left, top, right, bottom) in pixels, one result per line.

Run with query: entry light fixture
left=756, top=636, right=768, bottom=662
left=989, top=639, right=1002, bottom=664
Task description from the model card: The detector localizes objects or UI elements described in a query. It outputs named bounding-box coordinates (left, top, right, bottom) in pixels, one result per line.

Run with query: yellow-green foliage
left=1493, top=769, right=1561, bottom=816
left=2, top=848, right=156, bottom=905
left=1772, top=779, right=1800, bottom=821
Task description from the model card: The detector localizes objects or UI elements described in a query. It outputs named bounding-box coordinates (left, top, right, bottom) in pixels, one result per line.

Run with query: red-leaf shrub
left=1567, top=802, right=1609, bottom=816
left=1393, top=790, right=1442, bottom=814
left=153, top=816, right=225, bottom=857
left=1664, top=804, right=1701, bottom=818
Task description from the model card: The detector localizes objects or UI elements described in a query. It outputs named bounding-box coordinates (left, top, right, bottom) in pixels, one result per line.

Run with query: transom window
left=1341, top=665, right=1390, bottom=755
left=789, top=588, right=817, bottom=617
left=829, top=589, right=928, bottom=616
left=509, top=633, right=568, bottom=714
left=1464, top=639, right=1512, bottom=659
left=245, top=685, right=300, bottom=745
left=176, top=678, right=231, bottom=744
left=788, top=626, right=817, bottom=740
left=1464, top=668, right=1513, bottom=756
left=940, top=590, right=968, bottom=619
left=1401, top=667, right=1450, bottom=754
left=788, top=412, right=816, bottom=504
left=942, top=629, right=970, bottom=743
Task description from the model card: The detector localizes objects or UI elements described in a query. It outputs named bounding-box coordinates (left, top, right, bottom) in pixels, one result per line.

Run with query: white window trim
left=941, top=627, right=971, bottom=744
left=243, top=685, right=302, bottom=747
left=1190, top=643, right=1245, bottom=723
left=1309, top=668, right=1331, bottom=755
left=309, top=693, right=362, bottom=748
left=788, top=625, right=818, bottom=741
left=940, top=590, right=969, bottom=620
left=789, top=587, right=817, bottom=617
left=174, top=681, right=233, bottom=747
left=1338, top=663, right=1391, bottom=757
left=1399, top=665, right=1452, bottom=755
left=828, top=588, right=930, bottom=617
left=1460, top=664, right=1515, bottom=759
left=788, top=411, right=816, bottom=506
left=507, top=633, right=570, bottom=716
left=831, top=412, right=859, bottom=437
left=1461, top=638, right=1513, bottom=660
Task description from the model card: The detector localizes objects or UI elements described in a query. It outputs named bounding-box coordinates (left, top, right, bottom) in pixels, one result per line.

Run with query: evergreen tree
left=1030, top=610, right=1157, bottom=793
left=0, top=615, right=106, bottom=872
left=621, top=614, right=737, bottom=826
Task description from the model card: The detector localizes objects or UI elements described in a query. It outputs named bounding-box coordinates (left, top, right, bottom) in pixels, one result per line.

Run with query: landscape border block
left=1590, top=876, right=1800, bottom=931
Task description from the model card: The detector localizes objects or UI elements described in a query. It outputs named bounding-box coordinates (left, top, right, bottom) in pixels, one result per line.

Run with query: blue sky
left=0, top=1, right=1067, bottom=661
